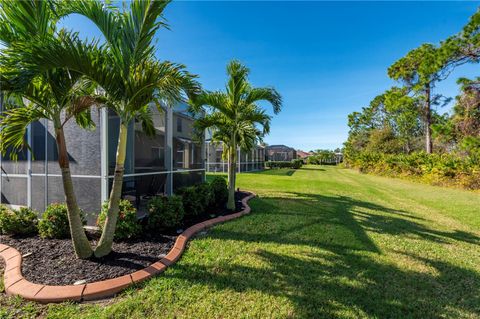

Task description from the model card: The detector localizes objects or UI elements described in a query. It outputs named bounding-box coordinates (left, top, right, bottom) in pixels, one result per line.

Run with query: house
left=265, top=145, right=297, bottom=162
left=205, top=141, right=265, bottom=173
left=296, top=150, right=312, bottom=159
left=0, top=102, right=205, bottom=222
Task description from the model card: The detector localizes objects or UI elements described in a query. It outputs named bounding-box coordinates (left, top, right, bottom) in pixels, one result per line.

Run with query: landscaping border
left=0, top=192, right=256, bottom=303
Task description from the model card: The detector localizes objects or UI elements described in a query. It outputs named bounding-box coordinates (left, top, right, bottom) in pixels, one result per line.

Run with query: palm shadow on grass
left=170, top=192, right=480, bottom=318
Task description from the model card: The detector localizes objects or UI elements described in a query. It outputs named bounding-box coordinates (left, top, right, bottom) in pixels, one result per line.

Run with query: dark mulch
left=0, top=191, right=250, bottom=286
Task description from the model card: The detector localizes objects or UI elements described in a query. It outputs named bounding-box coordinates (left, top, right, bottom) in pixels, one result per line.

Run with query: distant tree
left=388, top=44, right=450, bottom=153
left=383, top=87, right=423, bottom=153
left=441, top=10, right=480, bottom=67
left=432, top=77, right=480, bottom=155
left=346, top=87, right=423, bottom=155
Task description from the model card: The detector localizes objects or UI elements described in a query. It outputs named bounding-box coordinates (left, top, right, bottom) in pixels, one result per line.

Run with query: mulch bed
left=0, top=191, right=249, bottom=286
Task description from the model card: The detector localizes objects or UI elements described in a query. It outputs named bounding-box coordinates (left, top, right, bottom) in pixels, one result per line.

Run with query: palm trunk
left=94, top=122, right=128, bottom=257
left=55, top=127, right=93, bottom=259
left=425, top=84, right=433, bottom=154
left=227, top=141, right=236, bottom=211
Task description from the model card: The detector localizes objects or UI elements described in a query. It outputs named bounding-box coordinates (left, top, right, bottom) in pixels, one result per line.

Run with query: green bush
left=345, top=151, right=480, bottom=190
left=0, top=206, right=38, bottom=236
left=197, top=182, right=215, bottom=211
left=291, top=159, right=303, bottom=169
left=265, top=160, right=303, bottom=169
left=147, top=195, right=184, bottom=231
left=176, top=186, right=204, bottom=218
left=209, top=177, right=228, bottom=209
left=97, top=199, right=141, bottom=240
left=38, top=203, right=85, bottom=239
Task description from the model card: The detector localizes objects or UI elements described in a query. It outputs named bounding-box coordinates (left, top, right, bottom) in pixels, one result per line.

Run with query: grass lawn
left=1, top=165, right=480, bottom=318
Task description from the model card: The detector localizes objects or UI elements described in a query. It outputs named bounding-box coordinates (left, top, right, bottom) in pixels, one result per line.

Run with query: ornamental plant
left=209, top=177, right=228, bottom=209
left=147, top=195, right=184, bottom=231
left=39, top=203, right=86, bottom=239
left=97, top=200, right=141, bottom=240
left=0, top=206, right=38, bottom=236
left=176, top=186, right=204, bottom=218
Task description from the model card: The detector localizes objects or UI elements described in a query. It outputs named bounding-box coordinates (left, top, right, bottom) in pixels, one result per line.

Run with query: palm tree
left=0, top=1, right=97, bottom=258
left=2, top=0, right=198, bottom=257
left=31, top=0, right=198, bottom=257
left=192, top=60, right=282, bottom=210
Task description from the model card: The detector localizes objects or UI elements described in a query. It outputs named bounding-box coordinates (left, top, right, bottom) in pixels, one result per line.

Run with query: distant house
left=296, top=150, right=312, bottom=159
left=205, top=141, right=265, bottom=173
left=265, top=145, right=297, bottom=162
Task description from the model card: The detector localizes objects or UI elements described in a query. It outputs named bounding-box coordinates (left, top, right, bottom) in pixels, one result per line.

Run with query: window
left=176, top=117, right=182, bottom=132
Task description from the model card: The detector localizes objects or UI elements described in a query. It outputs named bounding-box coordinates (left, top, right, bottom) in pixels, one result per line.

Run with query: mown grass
left=1, top=165, right=480, bottom=318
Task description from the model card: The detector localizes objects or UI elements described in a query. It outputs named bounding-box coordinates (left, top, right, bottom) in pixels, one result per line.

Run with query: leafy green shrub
left=197, top=182, right=214, bottom=211
left=209, top=177, right=228, bottom=209
left=97, top=199, right=141, bottom=240
left=291, top=159, right=303, bottom=169
left=266, top=160, right=303, bottom=169
left=0, top=206, right=38, bottom=236
left=345, top=151, right=480, bottom=190
left=175, top=186, right=204, bottom=218
left=39, top=203, right=84, bottom=239
left=147, top=195, right=184, bottom=231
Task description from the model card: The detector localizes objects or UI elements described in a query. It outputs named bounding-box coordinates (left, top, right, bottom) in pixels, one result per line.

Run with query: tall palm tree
left=10, top=0, right=199, bottom=257
left=2, top=0, right=198, bottom=257
left=0, top=1, right=97, bottom=258
left=192, top=60, right=282, bottom=210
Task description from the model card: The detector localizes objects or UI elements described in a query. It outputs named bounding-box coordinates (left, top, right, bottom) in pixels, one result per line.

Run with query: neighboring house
left=0, top=102, right=205, bottom=222
left=266, top=145, right=297, bottom=162
left=205, top=140, right=265, bottom=173
left=296, top=150, right=312, bottom=159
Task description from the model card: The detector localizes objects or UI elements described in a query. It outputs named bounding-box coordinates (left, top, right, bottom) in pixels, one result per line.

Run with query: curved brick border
left=0, top=192, right=256, bottom=303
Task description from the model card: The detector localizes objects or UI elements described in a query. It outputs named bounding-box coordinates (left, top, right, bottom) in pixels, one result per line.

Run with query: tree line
left=344, top=9, right=480, bottom=189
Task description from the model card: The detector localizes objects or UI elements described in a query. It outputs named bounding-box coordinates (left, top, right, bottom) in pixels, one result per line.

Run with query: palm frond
left=0, top=104, right=45, bottom=159
left=244, top=87, right=282, bottom=114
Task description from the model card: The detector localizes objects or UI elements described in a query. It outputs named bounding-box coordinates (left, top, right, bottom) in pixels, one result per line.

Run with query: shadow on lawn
left=174, top=193, right=480, bottom=318
left=251, top=169, right=296, bottom=176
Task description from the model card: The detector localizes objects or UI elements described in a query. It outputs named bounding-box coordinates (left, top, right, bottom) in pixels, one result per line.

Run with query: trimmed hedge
left=266, top=159, right=303, bottom=169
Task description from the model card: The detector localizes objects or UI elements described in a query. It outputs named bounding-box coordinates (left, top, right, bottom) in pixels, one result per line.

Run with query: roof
left=296, top=150, right=312, bottom=158
left=266, top=144, right=296, bottom=151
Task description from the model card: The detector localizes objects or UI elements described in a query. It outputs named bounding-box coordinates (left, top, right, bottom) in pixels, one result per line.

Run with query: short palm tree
left=192, top=60, right=282, bottom=210
left=47, top=0, right=198, bottom=257
left=0, top=1, right=97, bottom=258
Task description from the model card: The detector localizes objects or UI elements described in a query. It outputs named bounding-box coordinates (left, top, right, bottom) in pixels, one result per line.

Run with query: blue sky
left=63, top=1, right=480, bottom=151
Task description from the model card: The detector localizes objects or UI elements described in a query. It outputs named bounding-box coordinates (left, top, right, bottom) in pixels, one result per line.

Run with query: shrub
left=0, top=206, right=38, bottom=236
left=175, top=186, right=204, bottom=218
left=265, top=160, right=303, bottom=169
left=147, top=195, right=184, bottom=231
left=209, top=177, right=228, bottom=209
left=197, top=182, right=214, bottom=211
left=38, top=203, right=85, bottom=239
left=344, top=151, right=480, bottom=190
left=97, top=199, right=141, bottom=240
left=291, top=159, right=303, bottom=169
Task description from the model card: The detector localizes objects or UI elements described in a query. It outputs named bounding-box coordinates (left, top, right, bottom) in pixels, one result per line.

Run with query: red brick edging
left=0, top=192, right=256, bottom=303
